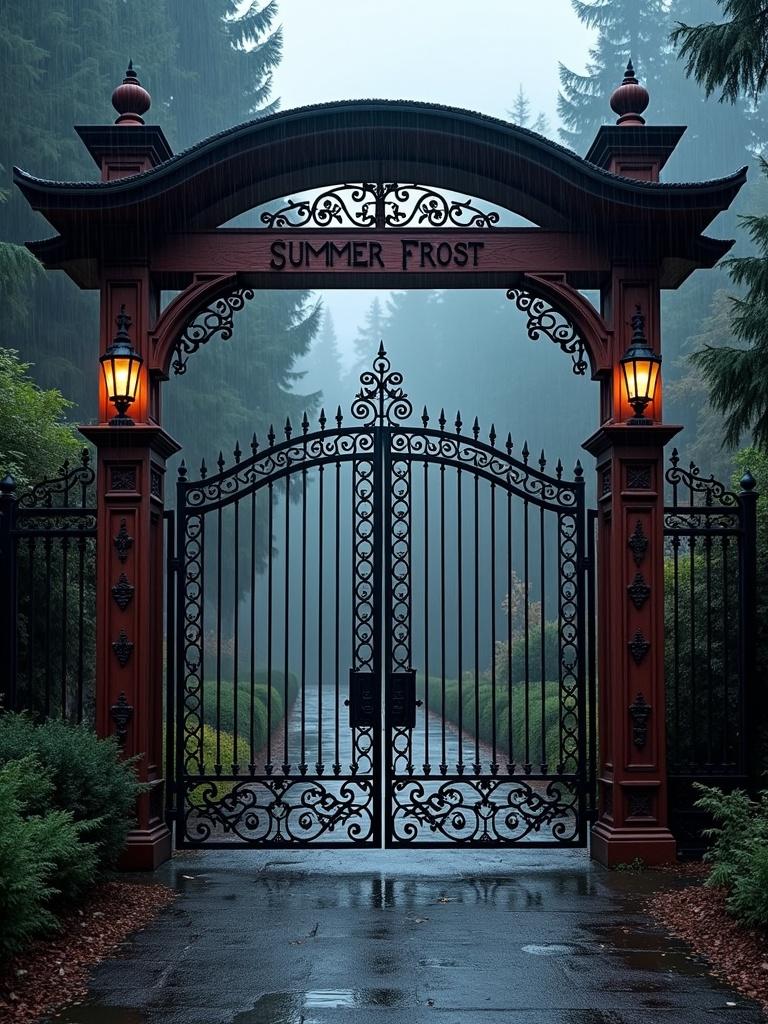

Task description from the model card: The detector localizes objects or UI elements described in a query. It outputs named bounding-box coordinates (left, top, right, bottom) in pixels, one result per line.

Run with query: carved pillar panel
left=81, top=425, right=178, bottom=869
left=586, top=424, right=679, bottom=865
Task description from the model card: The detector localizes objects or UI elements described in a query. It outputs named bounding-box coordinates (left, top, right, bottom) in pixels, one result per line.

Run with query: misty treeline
left=0, top=0, right=318, bottom=478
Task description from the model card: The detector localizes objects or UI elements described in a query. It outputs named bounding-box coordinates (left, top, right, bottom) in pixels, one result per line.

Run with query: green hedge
left=0, top=715, right=137, bottom=963
left=0, top=714, right=140, bottom=870
left=696, top=784, right=768, bottom=928
left=423, top=676, right=564, bottom=770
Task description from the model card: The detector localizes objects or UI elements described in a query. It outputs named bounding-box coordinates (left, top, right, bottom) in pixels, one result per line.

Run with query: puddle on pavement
left=522, top=943, right=577, bottom=956
left=233, top=989, right=411, bottom=1022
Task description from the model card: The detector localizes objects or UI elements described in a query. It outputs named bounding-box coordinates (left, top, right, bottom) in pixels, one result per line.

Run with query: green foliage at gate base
left=0, top=714, right=140, bottom=871
left=696, top=783, right=768, bottom=928
left=424, top=677, right=564, bottom=771
left=0, top=755, right=99, bottom=962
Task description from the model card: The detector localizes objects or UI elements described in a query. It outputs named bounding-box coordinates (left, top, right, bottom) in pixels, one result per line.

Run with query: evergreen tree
left=349, top=298, right=388, bottom=380
left=294, top=307, right=344, bottom=412
left=558, top=0, right=670, bottom=152
left=508, top=85, right=549, bottom=135
left=671, top=0, right=768, bottom=102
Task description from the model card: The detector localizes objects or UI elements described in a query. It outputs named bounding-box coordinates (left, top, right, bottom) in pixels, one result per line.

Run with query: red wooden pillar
left=583, top=66, right=683, bottom=865
left=80, top=67, right=178, bottom=869
left=585, top=276, right=679, bottom=865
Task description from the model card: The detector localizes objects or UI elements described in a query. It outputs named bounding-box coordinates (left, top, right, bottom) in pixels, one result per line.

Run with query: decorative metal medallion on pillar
left=14, top=59, right=745, bottom=866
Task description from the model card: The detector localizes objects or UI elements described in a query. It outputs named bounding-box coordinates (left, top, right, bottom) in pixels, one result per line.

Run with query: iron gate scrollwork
left=172, top=347, right=590, bottom=848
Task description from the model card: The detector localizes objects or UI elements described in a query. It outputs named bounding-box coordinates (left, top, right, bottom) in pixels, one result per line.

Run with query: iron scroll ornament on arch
left=170, top=285, right=591, bottom=379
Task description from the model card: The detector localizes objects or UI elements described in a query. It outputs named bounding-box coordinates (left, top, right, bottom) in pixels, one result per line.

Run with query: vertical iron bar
left=77, top=535, right=85, bottom=723
left=507, top=488, right=513, bottom=773
left=539, top=504, right=546, bottom=773
left=249, top=489, right=256, bottom=774
left=60, top=536, right=69, bottom=718
left=0, top=477, right=18, bottom=712
left=27, top=539, right=35, bottom=713
left=283, top=474, right=291, bottom=772
left=523, top=498, right=530, bottom=772
left=705, top=533, right=713, bottom=767
left=440, top=464, right=447, bottom=773
left=44, top=535, right=52, bottom=718
left=722, top=536, right=730, bottom=765
left=267, top=481, right=274, bottom=772
left=215, top=505, right=223, bottom=773
left=473, top=471, right=480, bottom=773
left=738, top=477, right=758, bottom=787
left=490, top=481, right=497, bottom=773
left=317, top=465, right=324, bottom=773
left=673, top=533, right=681, bottom=768
left=300, top=468, right=307, bottom=773
left=232, top=498, right=240, bottom=772
left=456, top=466, right=463, bottom=772
left=334, top=461, right=340, bottom=774
left=690, top=533, right=697, bottom=766
left=423, top=458, right=430, bottom=773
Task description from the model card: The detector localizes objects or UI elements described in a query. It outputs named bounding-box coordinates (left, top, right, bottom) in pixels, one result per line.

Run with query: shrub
left=0, top=757, right=98, bottom=962
left=696, top=783, right=768, bottom=928
left=0, top=714, right=139, bottom=870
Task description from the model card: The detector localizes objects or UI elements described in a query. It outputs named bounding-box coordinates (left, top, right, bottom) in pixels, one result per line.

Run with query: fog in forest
left=3, top=0, right=765, bottom=733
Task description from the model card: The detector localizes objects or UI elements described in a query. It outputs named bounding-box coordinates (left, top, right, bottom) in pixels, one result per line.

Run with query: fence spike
left=574, top=458, right=583, bottom=478
left=217, top=451, right=225, bottom=473
left=285, top=416, right=292, bottom=439
left=336, top=405, right=343, bottom=427
left=200, top=458, right=207, bottom=479
left=438, top=408, right=446, bottom=431
left=489, top=423, right=497, bottom=447
left=178, top=459, right=187, bottom=480
left=302, top=411, right=309, bottom=435
left=251, top=432, right=259, bottom=455
left=422, top=405, right=429, bottom=427
left=522, top=441, right=530, bottom=464
left=267, top=424, right=276, bottom=447
left=233, top=440, right=242, bottom=463
left=556, top=458, right=563, bottom=479
left=472, top=416, right=480, bottom=440
left=455, top=410, right=462, bottom=434
left=539, top=449, right=547, bottom=471
left=319, top=407, right=327, bottom=431
left=506, top=432, right=513, bottom=454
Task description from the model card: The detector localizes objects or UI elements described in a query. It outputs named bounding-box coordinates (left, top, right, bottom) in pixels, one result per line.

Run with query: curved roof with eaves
left=14, top=99, right=746, bottom=243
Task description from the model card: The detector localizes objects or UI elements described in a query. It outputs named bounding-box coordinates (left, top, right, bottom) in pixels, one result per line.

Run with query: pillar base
left=117, top=823, right=172, bottom=871
left=591, top=821, right=676, bottom=867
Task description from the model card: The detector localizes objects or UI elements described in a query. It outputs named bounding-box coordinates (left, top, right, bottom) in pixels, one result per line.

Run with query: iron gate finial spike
left=233, top=441, right=241, bottom=463
left=251, top=432, right=258, bottom=455
left=421, top=405, right=429, bottom=427
left=319, top=408, right=327, bottom=430
left=438, top=408, right=446, bottom=430
left=506, top=432, right=513, bottom=454
left=556, top=458, right=563, bottom=479
left=285, top=416, right=292, bottom=439
left=740, top=469, right=757, bottom=491
left=575, top=458, right=583, bottom=478
left=335, top=405, right=343, bottom=427
left=200, top=458, right=207, bottom=479
left=377, top=340, right=386, bottom=357
left=489, top=423, right=497, bottom=446
left=455, top=411, right=462, bottom=433
left=178, top=459, right=187, bottom=480
left=217, top=451, right=225, bottom=473
left=472, top=416, right=480, bottom=440
left=302, top=411, right=309, bottom=435
left=539, top=449, right=547, bottom=471
left=267, top=424, right=275, bottom=446
left=522, top=441, right=530, bottom=464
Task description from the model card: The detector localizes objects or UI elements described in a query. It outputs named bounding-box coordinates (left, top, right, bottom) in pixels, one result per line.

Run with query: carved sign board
left=153, top=230, right=607, bottom=281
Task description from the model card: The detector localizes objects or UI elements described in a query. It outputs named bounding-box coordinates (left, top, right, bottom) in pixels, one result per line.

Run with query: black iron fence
left=0, top=453, right=97, bottom=723
left=664, top=449, right=758, bottom=856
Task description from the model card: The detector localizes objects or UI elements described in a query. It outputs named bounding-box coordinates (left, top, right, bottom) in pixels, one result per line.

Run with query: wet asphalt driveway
left=50, top=849, right=765, bottom=1024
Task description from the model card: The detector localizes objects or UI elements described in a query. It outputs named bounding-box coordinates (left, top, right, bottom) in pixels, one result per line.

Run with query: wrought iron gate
left=170, top=348, right=591, bottom=848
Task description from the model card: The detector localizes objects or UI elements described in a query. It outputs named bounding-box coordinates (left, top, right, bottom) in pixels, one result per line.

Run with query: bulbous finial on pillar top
left=112, top=59, right=151, bottom=126
left=610, top=58, right=650, bottom=126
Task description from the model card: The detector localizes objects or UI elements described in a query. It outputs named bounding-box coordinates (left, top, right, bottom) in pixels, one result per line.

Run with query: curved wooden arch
left=16, top=100, right=745, bottom=243
left=149, top=271, right=612, bottom=381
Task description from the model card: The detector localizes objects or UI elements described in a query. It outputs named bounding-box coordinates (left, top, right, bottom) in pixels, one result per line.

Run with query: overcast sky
left=269, top=1, right=596, bottom=364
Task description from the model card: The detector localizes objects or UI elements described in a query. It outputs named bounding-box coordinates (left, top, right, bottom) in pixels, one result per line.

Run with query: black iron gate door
left=172, top=348, right=590, bottom=848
